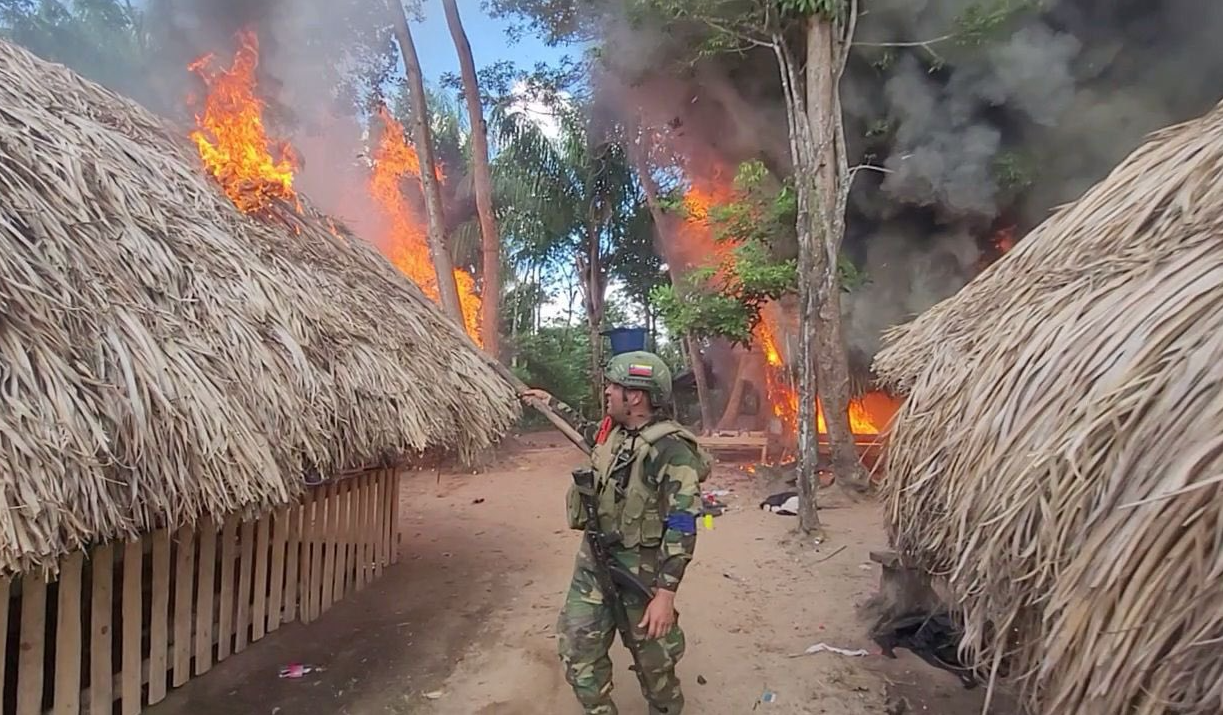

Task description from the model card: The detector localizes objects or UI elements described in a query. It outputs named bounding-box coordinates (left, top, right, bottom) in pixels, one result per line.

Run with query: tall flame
left=369, top=107, right=482, bottom=344
left=188, top=30, right=298, bottom=213
left=675, top=169, right=897, bottom=438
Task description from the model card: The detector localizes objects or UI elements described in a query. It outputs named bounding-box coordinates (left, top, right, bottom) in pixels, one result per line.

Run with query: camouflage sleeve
left=541, top=395, right=601, bottom=446
left=651, top=439, right=703, bottom=592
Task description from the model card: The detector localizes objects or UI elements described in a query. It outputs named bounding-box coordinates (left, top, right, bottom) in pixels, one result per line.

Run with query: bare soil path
left=148, top=434, right=1000, bottom=714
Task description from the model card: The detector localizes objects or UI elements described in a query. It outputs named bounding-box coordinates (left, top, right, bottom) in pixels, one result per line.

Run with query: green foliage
left=954, top=0, right=1042, bottom=46
left=0, top=0, right=150, bottom=102
left=778, top=0, right=847, bottom=22
left=650, top=160, right=799, bottom=345
left=651, top=159, right=867, bottom=344
left=992, top=151, right=1037, bottom=192
left=512, top=324, right=601, bottom=417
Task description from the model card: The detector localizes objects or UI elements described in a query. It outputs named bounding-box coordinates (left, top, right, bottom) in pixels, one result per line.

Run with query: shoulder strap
left=630, top=421, right=713, bottom=485
left=639, top=421, right=685, bottom=445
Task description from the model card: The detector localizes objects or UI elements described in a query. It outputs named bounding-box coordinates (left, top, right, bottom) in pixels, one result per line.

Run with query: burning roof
left=875, top=100, right=1223, bottom=713
left=0, top=37, right=518, bottom=576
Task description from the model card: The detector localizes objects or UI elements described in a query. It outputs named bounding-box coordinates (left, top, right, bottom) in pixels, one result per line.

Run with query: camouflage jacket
left=548, top=396, right=702, bottom=593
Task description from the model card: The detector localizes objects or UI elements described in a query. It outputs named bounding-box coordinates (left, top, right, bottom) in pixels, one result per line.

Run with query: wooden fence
left=0, top=468, right=401, bottom=714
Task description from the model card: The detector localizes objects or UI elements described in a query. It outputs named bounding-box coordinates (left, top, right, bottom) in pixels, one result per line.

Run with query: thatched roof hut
left=0, top=39, right=519, bottom=578
left=872, top=100, right=1223, bottom=714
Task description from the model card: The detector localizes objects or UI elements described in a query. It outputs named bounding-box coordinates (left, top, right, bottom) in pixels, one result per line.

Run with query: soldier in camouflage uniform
left=521, top=351, right=709, bottom=715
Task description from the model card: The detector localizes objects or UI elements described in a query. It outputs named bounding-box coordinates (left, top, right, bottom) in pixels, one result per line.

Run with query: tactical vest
left=566, top=420, right=712, bottom=549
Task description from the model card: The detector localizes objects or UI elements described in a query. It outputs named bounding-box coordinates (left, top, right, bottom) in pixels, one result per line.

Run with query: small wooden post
left=284, top=501, right=302, bottom=624
left=268, top=507, right=289, bottom=633
left=216, top=515, right=238, bottom=662
left=390, top=471, right=402, bottom=564
left=195, top=517, right=217, bottom=675
left=252, top=515, right=271, bottom=641
left=235, top=519, right=255, bottom=653
left=16, top=572, right=48, bottom=715
left=321, top=482, right=339, bottom=613
left=147, top=529, right=171, bottom=704
left=172, top=526, right=195, bottom=686
left=91, top=544, right=115, bottom=712
left=121, top=538, right=144, bottom=715
left=53, top=551, right=84, bottom=715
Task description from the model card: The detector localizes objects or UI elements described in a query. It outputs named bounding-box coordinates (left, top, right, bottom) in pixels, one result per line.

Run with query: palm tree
left=442, top=0, right=502, bottom=358
left=490, top=101, right=638, bottom=404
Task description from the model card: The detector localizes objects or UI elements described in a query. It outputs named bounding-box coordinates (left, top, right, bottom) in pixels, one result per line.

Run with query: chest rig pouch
left=565, top=421, right=712, bottom=550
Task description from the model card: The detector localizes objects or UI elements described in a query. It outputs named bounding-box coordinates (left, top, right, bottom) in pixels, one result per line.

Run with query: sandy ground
left=149, top=434, right=1005, bottom=715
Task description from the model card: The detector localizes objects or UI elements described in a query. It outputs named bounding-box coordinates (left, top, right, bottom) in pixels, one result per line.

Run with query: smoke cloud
left=137, top=0, right=401, bottom=250
left=583, top=0, right=1223, bottom=368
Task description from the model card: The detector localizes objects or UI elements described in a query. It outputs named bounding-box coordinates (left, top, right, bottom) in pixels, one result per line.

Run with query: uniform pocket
left=565, top=483, right=588, bottom=530
left=618, top=489, right=647, bottom=547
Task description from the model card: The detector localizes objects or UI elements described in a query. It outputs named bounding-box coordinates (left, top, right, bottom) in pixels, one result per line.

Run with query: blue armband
left=664, top=512, right=697, bottom=535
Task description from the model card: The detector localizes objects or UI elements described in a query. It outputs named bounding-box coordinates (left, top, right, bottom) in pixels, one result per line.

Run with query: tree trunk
left=807, top=15, right=869, bottom=492
left=716, top=351, right=750, bottom=431
left=578, top=221, right=606, bottom=407
left=387, top=1, right=464, bottom=325
left=685, top=336, right=714, bottom=434
left=442, top=0, right=501, bottom=357
left=771, top=29, right=822, bottom=534
left=629, top=146, right=715, bottom=431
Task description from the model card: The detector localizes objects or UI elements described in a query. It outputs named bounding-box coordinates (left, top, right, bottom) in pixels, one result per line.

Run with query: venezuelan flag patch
left=628, top=363, right=654, bottom=377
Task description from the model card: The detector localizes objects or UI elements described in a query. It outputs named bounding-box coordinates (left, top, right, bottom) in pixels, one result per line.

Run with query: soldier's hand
left=638, top=589, right=677, bottom=639
left=519, top=388, right=552, bottom=404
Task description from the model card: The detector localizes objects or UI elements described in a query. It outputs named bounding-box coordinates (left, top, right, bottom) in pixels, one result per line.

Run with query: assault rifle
left=571, top=467, right=671, bottom=714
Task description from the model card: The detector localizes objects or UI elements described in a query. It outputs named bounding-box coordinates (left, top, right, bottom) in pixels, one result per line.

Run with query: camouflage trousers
left=557, top=543, right=686, bottom=715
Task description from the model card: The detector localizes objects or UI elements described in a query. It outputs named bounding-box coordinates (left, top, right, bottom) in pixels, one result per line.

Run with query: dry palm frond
left=872, top=99, right=1223, bottom=714
left=0, top=39, right=519, bottom=577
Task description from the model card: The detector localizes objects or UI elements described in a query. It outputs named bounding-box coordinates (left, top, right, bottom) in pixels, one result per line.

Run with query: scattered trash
left=704, top=489, right=732, bottom=498
left=703, top=513, right=715, bottom=530
left=760, top=491, right=798, bottom=516
left=758, top=689, right=778, bottom=704
left=697, top=674, right=708, bottom=685
left=788, top=642, right=871, bottom=658
left=858, top=564, right=873, bottom=570
left=278, top=663, right=325, bottom=679
left=472, top=497, right=485, bottom=504
left=422, top=690, right=445, bottom=700
left=701, top=493, right=728, bottom=517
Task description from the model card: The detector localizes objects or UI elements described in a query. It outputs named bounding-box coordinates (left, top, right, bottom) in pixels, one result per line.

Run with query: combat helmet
left=604, top=350, right=672, bottom=406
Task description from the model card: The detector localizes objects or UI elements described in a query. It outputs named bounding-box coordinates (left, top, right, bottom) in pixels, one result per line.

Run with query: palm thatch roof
left=872, top=99, right=1223, bottom=714
left=0, top=39, right=519, bottom=577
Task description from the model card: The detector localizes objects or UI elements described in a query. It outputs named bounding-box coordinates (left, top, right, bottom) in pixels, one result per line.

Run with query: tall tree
left=387, top=1, right=464, bottom=325
left=442, top=0, right=502, bottom=357
left=492, top=103, right=636, bottom=406
left=628, top=0, right=869, bottom=531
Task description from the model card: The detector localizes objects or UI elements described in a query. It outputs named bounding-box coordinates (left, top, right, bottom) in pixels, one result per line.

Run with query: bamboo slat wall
left=0, top=469, right=401, bottom=714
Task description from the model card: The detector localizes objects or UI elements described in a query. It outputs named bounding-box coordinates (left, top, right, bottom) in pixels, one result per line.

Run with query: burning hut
left=0, top=37, right=517, bottom=714
left=870, top=99, right=1223, bottom=713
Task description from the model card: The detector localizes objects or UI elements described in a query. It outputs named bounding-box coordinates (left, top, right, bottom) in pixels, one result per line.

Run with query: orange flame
left=674, top=169, right=898, bottom=439
left=188, top=30, right=298, bottom=213
left=369, top=107, right=481, bottom=344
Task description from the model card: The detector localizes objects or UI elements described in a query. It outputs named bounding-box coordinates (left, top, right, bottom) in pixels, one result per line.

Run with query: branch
left=852, top=33, right=956, bottom=48
left=697, top=15, right=776, bottom=51
left=836, top=0, right=858, bottom=82
left=853, top=32, right=956, bottom=64
left=848, top=163, right=891, bottom=179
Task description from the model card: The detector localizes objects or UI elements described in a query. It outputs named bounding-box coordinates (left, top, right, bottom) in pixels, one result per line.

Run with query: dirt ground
left=149, top=433, right=1005, bottom=715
